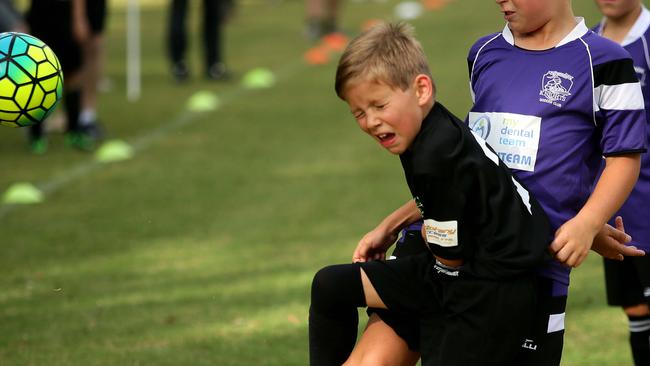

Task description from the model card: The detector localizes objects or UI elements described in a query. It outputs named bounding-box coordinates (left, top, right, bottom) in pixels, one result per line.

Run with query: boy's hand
left=353, top=226, right=398, bottom=263
left=549, top=214, right=601, bottom=268
left=592, top=216, right=645, bottom=260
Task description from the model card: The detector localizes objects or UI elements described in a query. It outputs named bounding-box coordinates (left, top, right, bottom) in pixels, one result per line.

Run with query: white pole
left=126, top=0, right=141, bottom=102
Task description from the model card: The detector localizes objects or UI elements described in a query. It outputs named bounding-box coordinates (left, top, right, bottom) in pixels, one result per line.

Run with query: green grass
left=0, top=1, right=633, bottom=365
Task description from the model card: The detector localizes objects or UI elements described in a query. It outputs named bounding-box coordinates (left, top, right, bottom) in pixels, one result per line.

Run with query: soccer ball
left=0, top=32, right=63, bottom=128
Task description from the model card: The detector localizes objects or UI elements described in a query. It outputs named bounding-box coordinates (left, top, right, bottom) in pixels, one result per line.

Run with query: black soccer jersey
left=400, top=102, right=551, bottom=279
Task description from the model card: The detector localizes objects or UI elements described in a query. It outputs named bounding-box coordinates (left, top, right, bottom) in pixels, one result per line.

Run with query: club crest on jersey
left=539, top=71, right=574, bottom=107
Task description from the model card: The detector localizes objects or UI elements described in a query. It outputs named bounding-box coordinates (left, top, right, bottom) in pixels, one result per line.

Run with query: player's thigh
left=344, top=313, right=420, bottom=366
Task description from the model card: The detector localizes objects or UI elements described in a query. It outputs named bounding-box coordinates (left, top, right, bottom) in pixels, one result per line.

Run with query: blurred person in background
left=167, top=0, right=232, bottom=82
left=305, top=0, right=339, bottom=41
left=593, top=0, right=650, bottom=364
left=26, top=0, right=93, bottom=153
left=79, top=0, right=108, bottom=140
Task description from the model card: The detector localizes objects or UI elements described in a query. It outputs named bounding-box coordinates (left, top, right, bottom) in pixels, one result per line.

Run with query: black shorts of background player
left=167, top=0, right=231, bottom=82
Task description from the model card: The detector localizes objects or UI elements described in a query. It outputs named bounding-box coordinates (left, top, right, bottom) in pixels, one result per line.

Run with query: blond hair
left=335, top=22, right=433, bottom=99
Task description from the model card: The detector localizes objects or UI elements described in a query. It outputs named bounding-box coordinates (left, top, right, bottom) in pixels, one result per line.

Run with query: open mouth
left=377, top=133, right=396, bottom=147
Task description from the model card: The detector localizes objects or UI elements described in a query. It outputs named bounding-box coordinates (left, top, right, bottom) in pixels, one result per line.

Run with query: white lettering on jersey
left=423, top=219, right=458, bottom=247
left=468, top=112, right=541, bottom=172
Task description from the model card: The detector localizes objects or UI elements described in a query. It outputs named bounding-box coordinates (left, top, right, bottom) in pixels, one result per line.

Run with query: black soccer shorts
left=512, top=276, right=567, bottom=366
left=360, top=251, right=538, bottom=366
left=604, top=256, right=650, bottom=307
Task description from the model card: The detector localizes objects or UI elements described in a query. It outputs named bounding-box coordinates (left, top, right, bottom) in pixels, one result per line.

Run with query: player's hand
left=352, top=226, right=398, bottom=263
left=549, top=215, right=600, bottom=268
left=592, top=216, right=645, bottom=260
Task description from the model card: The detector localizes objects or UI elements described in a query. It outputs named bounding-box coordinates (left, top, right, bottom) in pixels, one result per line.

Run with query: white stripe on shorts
left=547, top=313, right=565, bottom=333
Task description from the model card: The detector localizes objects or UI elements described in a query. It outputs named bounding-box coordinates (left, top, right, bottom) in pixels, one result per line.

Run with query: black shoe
left=206, top=63, right=230, bottom=81
left=171, top=62, right=190, bottom=82
left=80, top=122, right=105, bottom=141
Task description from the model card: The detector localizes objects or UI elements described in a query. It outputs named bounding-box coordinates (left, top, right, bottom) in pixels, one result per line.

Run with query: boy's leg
left=342, top=224, right=426, bottom=366
left=309, top=253, right=430, bottom=366
left=344, top=313, right=420, bottom=366
left=628, top=255, right=650, bottom=365
left=168, top=0, right=189, bottom=80
left=308, top=263, right=368, bottom=366
left=606, top=256, right=650, bottom=365
left=202, top=0, right=223, bottom=71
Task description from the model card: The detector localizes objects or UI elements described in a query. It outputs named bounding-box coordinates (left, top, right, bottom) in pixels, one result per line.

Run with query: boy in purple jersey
left=594, top=0, right=650, bottom=364
left=466, top=0, right=647, bottom=364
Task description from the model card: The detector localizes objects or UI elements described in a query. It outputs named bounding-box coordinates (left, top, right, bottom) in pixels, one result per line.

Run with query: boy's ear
left=413, top=74, right=434, bottom=106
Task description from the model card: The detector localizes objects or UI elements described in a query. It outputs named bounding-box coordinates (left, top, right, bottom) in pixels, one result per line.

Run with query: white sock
left=79, top=109, right=97, bottom=126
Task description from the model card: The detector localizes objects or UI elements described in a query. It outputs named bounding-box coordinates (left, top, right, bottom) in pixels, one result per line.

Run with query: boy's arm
left=352, top=200, right=421, bottom=263
left=550, top=154, right=641, bottom=267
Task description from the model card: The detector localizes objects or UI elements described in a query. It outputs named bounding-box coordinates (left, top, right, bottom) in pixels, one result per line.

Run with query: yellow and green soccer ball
left=0, top=32, right=63, bottom=128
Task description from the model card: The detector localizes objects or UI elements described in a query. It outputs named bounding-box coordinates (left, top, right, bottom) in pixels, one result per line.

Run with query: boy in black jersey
left=309, top=22, right=552, bottom=366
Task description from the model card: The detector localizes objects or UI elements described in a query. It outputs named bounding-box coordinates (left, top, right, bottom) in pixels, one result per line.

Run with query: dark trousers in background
left=168, top=0, right=224, bottom=69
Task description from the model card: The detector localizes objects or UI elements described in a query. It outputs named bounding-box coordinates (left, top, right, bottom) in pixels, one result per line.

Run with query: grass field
left=0, top=1, right=635, bottom=365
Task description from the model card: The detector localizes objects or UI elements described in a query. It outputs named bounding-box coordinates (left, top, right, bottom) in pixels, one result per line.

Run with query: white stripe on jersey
left=469, top=33, right=502, bottom=101
left=469, top=130, right=499, bottom=166
left=578, top=38, right=597, bottom=126
left=641, top=35, right=650, bottom=72
left=594, top=82, right=645, bottom=110
left=547, top=313, right=565, bottom=333
left=469, top=81, right=475, bottom=103
left=629, top=318, right=650, bottom=333
left=511, top=178, right=532, bottom=215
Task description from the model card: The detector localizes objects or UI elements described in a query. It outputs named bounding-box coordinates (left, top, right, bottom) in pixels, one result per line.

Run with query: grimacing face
left=343, top=78, right=427, bottom=155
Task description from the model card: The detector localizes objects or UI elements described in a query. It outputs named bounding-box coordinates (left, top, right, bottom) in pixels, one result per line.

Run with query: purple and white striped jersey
left=594, top=7, right=650, bottom=252
left=467, top=18, right=647, bottom=293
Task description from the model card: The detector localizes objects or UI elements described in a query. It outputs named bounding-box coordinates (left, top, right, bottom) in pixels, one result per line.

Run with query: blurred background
left=0, top=0, right=627, bottom=365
